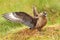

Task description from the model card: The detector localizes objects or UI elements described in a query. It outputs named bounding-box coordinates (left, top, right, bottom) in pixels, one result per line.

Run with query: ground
left=1, top=24, right=60, bottom=40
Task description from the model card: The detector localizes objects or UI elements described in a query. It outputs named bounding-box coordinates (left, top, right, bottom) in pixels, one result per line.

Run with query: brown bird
left=34, top=11, right=47, bottom=31
left=3, top=6, right=47, bottom=31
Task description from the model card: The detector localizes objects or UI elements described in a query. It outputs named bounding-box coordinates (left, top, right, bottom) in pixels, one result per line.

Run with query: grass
left=2, top=24, right=60, bottom=40
left=0, top=0, right=60, bottom=40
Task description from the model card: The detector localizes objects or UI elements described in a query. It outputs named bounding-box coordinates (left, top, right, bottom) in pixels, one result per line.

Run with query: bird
left=34, top=11, right=47, bottom=31
left=3, top=6, right=47, bottom=31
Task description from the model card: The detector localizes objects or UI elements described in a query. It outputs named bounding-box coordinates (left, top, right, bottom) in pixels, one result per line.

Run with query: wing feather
left=3, top=12, right=37, bottom=28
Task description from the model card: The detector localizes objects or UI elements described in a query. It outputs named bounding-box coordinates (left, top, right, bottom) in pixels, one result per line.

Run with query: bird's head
left=39, top=11, right=47, bottom=17
left=34, top=11, right=47, bottom=19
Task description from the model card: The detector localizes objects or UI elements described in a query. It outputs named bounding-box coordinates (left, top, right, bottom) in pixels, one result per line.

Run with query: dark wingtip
left=2, top=13, right=7, bottom=17
left=2, top=13, right=6, bottom=18
left=2, top=13, right=10, bottom=20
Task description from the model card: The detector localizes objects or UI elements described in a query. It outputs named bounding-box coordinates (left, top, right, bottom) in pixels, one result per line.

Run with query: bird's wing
left=32, top=6, right=38, bottom=17
left=3, top=12, right=37, bottom=28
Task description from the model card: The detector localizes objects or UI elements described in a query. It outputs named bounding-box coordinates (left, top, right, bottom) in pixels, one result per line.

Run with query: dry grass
left=2, top=24, right=60, bottom=40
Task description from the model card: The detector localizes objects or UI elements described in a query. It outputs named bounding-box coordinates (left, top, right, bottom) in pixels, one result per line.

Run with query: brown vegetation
left=3, top=24, right=60, bottom=40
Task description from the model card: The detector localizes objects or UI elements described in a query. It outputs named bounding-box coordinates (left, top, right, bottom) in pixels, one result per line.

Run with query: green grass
left=0, top=0, right=60, bottom=40
left=0, top=15, right=20, bottom=36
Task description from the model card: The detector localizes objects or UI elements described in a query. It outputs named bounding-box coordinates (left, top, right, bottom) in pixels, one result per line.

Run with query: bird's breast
left=35, top=17, right=47, bottom=29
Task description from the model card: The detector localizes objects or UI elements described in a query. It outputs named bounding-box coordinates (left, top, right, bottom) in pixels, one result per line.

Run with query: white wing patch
left=9, top=13, right=20, bottom=20
left=3, top=12, right=23, bottom=22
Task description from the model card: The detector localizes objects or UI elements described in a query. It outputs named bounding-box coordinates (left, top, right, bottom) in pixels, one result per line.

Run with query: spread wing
left=33, top=6, right=38, bottom=16
left=3, top=12, right=37, bottom=28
